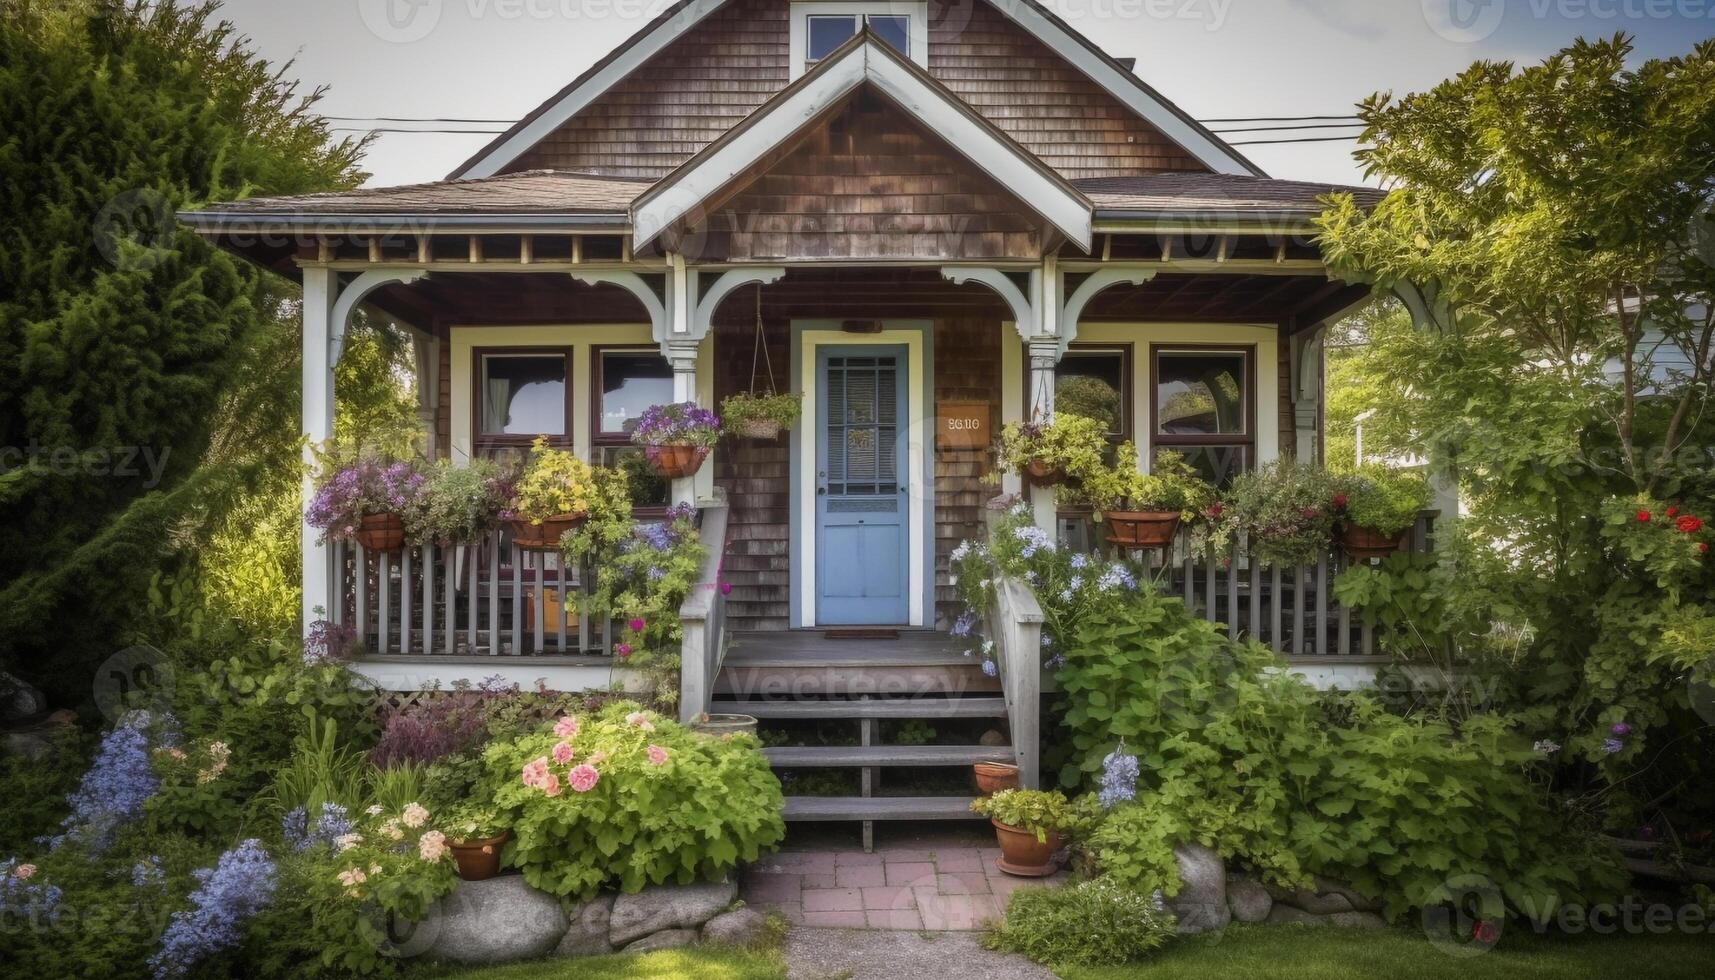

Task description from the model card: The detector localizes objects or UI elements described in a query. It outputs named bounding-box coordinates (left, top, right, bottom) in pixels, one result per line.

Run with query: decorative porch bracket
left=1056, top=266, right=1158, bottom=353
left=301, top=266, right=429, bottom=637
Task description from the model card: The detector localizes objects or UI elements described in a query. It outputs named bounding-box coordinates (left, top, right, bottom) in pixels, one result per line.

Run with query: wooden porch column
left=666, top=339, right=700, bottom=507
left=301, top=266, right=336, bottom=636
left=1027, top=338, right=1061, bottom=532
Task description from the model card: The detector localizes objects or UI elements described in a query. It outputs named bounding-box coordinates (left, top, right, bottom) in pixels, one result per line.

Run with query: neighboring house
left=181, top=0, right=1399, bottom=816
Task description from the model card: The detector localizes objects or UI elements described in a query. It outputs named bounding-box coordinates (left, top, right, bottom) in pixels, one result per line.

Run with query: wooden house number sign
left=937, top=401, right=991, bottom=449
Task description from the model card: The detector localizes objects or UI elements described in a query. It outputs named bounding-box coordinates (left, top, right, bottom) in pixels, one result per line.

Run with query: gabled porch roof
left=627, top=29, right=1094, bottom=253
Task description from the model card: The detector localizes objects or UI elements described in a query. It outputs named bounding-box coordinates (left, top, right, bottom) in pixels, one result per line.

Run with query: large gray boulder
left=555, top=893, right=615, bottom=957
left=702, top=907, right=769, bottom=946
left=623, top=928, right=699, bottom=953
left=1165, top=843, right=1230, bottom=935
left=609, top=879, right=738, bottom=946
left=428, top=876, right=569, bottom=965
left=0, top=671, right=45, bottom=723
left=1225, top=875, right=1273, bottom=923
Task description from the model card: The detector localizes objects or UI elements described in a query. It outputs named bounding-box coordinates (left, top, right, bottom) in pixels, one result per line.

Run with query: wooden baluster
left=488, top=535, right=500, bottom=656
left=1270, top=565, right=1282, bottom=653
left=1337, top=551, right=1352, bottom=657
left=379, top=551, right=391, bottom=654
left=467, top=542, right=478, bottom=654
left=532, top=550, right=544, bottom=655
left=1227, top=556, right=1240, bottom=641
left=422, top=543, right=434, bottom=656
left=1204, top=558, right=1217, bottom=623
left=1247, top=540, right=1261, bottom=643
left=554, top=552, right=566, bottom=653
left=444, top=544, right=456, bottom=655
left=401, top=548, right=413, bottom=655
left=1183, top=550, right=1194, bottom=605
left=511, top=545, right=523, bottom=656
left=330, top=539, right=344, bottom=625
left=355, top=542, right=368, bottom=648
left=1315, top=555, right=1329, bottom=656
left=1292, top=566, right=1305, bottom=656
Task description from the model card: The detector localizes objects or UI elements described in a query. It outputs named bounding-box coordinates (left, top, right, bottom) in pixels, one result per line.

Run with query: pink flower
left=541, top=772, right=563, bottom=797
left=553, top=716, right=579, bottom=739
left=401, top=802, right=429, bottom=828
left=615, top=643, right=632, bottom=657
left=552, top=741, right=575, bottom=765
left=628, top=617, right=646, bottom=633
left=521, top=757, right=550, bottom=788
left=418, top=830, right=449, bottom=862
left=567, top=763, right=600, bottom=793
left=625, top=711, right=655, bottom=731
left=13, top=863, right=36, bottom=880
left=646, top=744, right=669, bottom=766
left=720, top=581, right=732, bottom=595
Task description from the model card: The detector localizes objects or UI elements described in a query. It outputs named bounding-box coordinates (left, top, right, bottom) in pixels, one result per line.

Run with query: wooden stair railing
left=677, top=492, right=731, bottom=724
left=987, top=574, right=1044, bottom=789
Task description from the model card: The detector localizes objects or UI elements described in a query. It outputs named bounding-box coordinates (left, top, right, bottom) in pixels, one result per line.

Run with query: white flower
left=365, top=804, right=384, bottom=816
left=401, top=803, right=429, bottom=828
left=334, top=833, right=363, bottom=852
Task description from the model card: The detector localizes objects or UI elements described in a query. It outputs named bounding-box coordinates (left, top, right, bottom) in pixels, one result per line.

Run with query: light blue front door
left=816, top=347, right=909, bottom=625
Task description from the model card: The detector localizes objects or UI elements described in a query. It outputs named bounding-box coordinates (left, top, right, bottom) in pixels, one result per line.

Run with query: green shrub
left=1337, top=465, right=1431, bottom=536
left=1075, top=447, right=1213, bottom=516
left=482, top=701, right=784, bottom=898
left=405, top=458, right=511, bottom=545
left=996, top=413, right=1109, bottom=479
left=1225, top=460, right=1341, bottom=566
left=969, top=789, right=1071, bottom=842
left=985, top=877, right=1174, bottom=966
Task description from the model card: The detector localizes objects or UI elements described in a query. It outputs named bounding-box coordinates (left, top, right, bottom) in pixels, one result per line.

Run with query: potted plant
left=307, top=457, right=425, bottom=552
left=1078, top=447, right=1213, bottom=552
left=632, top=402, right=720, bottom=479
left=1226, top=461, right=1341, bottom=568
left=720, top=391, right=802, bottom=440
left=970, top=788, right=1069, bottom=876
left=510, top=437, right=598, bottom=551
left=972, top=761, right=1020, bottom=795
left=405, top=458, right=513, bottom=547
left=1334, top=466, right=1431, bottom=561
left=442, top=803, right=510, bottom=881
left=996, top=413, right=1108, bottom=486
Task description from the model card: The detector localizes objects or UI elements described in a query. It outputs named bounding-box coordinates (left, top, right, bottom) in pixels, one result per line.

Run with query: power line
left=1208, top=122, right=1367, bottom=134
left=1227, top=134, right=1362, bottom=146
left=331, top=127, right=506, bottom=134
left=324, top=115, right=516, bottom=124
left=1198, top=114, right=1360, bottom=123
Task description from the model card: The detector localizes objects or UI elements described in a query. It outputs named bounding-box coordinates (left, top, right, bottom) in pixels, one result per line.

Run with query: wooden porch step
left=764, top=745, right=1013, bottom=767
left=733, top=697, right=1008, bottom=720
left=782, top=795, right=982, bottom=821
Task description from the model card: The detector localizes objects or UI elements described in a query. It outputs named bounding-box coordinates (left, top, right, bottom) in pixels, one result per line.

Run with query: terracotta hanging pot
left=1024, top=459, right=1065, bottom=486
left=510, top=513, right=587, bottom=552
left=354, top=513, right=405, bottom=552
left=448, top=832, right=510, bottom=881
left=973, top=761, right=1020, bottom=796
left=991, top=820, right=1062, bottom=877
left=645, top=444, right=709, bottom=479
left=1104, top=511, right=1182, bottom=550
left=1340, top=523, right=1405, bottom=562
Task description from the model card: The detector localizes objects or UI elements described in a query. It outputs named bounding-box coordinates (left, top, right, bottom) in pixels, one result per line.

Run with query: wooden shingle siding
left=683, top=90, right=1046, bottom=261
left=503, top=0, right=1202, bottom=181
left=711, top=309, right=792, bottom=631
left=933, top=318, right=1002, bottom=628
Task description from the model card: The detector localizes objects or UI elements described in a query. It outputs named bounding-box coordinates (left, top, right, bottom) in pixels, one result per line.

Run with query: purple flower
left=54, top=715, right=160, bottom=853
left=132, top=856, right=166, bottom=889
left=981, top=660, right=997, bottom=677
left=1097, top=565, right=1137, bottom=591
left=1098, top=744, right=1140, bottom=808
left=1609, top=722, right=1632, bottom=737
left=150, top=840, right=277, bottom=978
left=631, top=402, right=720, bottom=448
left=1601, top=737, right=1625, bottom=755
left=950, top=611, right=977, bottom=637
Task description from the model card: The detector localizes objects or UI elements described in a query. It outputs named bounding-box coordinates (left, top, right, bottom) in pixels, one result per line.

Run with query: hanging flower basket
left=1104, top=510, right=1182, bottom=551
left=511, top=512, right=587, bottom=552
left=736, top=417, right=784, bottom=440
left=1340, top=523, right=1405, bottom=562
left=1025, top=459, right=1066, bottom=486
left=354, top=513, right=405, bottom=552
left=645, top=444, right=709, bottom=479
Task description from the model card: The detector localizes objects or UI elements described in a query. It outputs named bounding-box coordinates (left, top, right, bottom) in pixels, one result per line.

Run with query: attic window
left=790, top=3, right=927, bottom=78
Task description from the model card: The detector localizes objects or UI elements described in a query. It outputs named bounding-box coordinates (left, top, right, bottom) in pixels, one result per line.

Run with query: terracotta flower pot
left=1024, top=459, right=1065, bottom=486
left=644, top=444, right=709, bottom=479
left=973, top=761, right=1020, bottom=796
left=690, top=713, right=759, bottom=738
left=1104, top=510, right=1181, bottom=551
left=991, top=820, right=1062, bottom=877
left=354, top=513, right=404, bottom=552
left=511, top=513, right=586, bottom=552
left=449, top=832, right=510, bottom=881
left=1341, top=523, right=1405, bottom=562
left=736, top=418, right=783, bottom=440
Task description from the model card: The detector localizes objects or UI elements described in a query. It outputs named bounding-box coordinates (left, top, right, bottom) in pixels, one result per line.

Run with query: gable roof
left=449, top=0, right=1261, bottom=181
left=629, top=30, right=1093, bottom=251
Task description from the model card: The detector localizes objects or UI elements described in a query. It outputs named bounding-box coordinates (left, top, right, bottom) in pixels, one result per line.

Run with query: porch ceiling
left=364, top=266, right=1366, bottom=334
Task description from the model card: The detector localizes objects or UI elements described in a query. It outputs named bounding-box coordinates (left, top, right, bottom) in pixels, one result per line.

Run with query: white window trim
left=788, top=1, right=928, bottom=80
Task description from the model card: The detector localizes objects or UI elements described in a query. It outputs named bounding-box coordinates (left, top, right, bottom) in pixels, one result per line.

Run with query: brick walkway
left=743, top=841, right=1068, bottom=931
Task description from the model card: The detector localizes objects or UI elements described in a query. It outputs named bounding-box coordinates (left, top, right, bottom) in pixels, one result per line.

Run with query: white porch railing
left=987, top=575, right=1043, bottom=790
left=677, top=494, right=730, bottom=723
left=330, top=531, right=608, bottom=657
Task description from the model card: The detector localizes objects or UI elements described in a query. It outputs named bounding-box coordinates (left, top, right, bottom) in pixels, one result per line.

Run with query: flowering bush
left=306, top=459, right=425, bottom=540
left=1, top=857, right=62, bottom=919
left=49, top=713, right=161, bottom=853
left=630, top=401, right=721, bottom=448
left=986, top=877, right=1173, bottom=967
left=404, top=458, right=513, bottom=545
left=1075, top=446, right=1213, bottom=516
left=510, top=437, right=605, bottom=524
left=567, top=504, right=705, bottom=684
left=1224, top=460, right=1341, bottom=567
left=150, top=839, right=278, bottom=978
left=1334, top=464, right=1431, bottom=536
left=1601, top=496, right=1712, bottom=586
left=482, top=701, right=783, bottom=898
left=995, top=413, right=1108, bottom=480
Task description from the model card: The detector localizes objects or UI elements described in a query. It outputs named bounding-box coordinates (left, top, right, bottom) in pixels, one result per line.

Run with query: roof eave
left=177, top=211, right=632, bottom=234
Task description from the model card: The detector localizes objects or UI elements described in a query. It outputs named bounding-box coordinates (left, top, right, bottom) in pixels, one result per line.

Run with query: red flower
left=1207, top=503, right=1225, bottom=518
left=1471, top=920, right=1500, bottom=944
left=1302, top=507, right=1320, bottom=520
left=1700, top=543, right=1709, bottom=555
left=1636, top=510, right=1652, bottom=523
left=1676, top=515, right=1703, bottom=534
left=1332, top=493, right=1349, bottom=509
left=1666, top=506, right=1679, bottom=517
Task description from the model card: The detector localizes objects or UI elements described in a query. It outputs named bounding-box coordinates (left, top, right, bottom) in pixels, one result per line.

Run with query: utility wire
left=1198, top=114, right=1360, bottom=123
left=1208, top=122, right=1367, bottom=134
left=1227, top=134, right=1362, bottom=146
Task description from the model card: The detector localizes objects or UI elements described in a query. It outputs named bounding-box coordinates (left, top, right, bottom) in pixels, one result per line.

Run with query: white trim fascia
left=795, top=325, right=929, bottom=628
left=987, top=0, right=1257, bottom=176
left=454, top=0, right=731, bottom=179
left=632, top=41, right=1092, bottom=250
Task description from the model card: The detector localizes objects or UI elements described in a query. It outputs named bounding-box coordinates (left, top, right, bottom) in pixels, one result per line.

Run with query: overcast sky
left=214, top=0, right=1715, bottom=188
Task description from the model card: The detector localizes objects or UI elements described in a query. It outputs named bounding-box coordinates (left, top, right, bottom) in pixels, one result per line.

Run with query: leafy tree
left=0, top=1, right=368, bottom=702
left=1316, top=35, right=1715, bottom=833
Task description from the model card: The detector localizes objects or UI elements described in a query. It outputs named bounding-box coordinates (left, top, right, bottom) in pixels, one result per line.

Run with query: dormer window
left=790, top=2, right=928, bottom=79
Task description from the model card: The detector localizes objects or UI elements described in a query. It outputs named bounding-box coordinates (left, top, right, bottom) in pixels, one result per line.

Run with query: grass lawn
left=422, top=946, right=786, bottom=980
left=1056, top=924, right=1715, bottom=980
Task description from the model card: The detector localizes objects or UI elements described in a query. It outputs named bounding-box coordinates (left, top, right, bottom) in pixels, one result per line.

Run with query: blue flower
left=151, top=840, right=277, bottom=979
left=1097, top=565, right=1137, bottom=592
left=950, top=611, right=977, bottom=637
left=1, top=858, right=62, bottom=918
left=1011, top=524, right=1055, bottom=558
left=1098, top=744, right=1140, bottom=808
left=132, top=856, right=166, bottom=889
left=1070, top=554, right=1090, bottom=570
left=981, top=660, right=998, bottom=677
left=55, top=715, right=160, bottom=853
left=1601, top=737, right=1625, bottom=755
left=283, top=803, right=352, bottom=853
